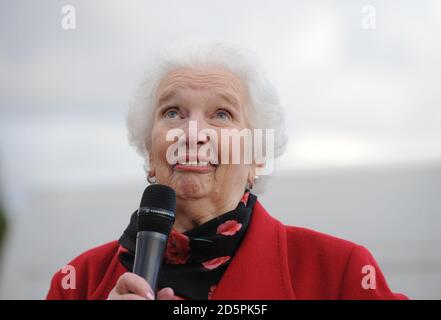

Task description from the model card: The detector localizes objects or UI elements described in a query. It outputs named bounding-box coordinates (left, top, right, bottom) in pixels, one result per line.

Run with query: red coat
left=46, top=200, right=408, bottom=300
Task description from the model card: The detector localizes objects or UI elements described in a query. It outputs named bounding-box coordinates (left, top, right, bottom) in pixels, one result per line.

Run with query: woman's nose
left=182, top=116, right=211, bottom=145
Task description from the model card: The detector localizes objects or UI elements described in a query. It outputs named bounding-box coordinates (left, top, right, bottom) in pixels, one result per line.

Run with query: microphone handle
left=133, top=231, right=168, bottom=294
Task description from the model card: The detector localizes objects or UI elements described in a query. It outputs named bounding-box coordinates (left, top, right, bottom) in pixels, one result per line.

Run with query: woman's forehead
left=156, top=67, right=247, bottom=106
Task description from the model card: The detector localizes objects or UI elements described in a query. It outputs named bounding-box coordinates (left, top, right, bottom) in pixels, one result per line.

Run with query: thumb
left=156, top=287, right=175, bottom=300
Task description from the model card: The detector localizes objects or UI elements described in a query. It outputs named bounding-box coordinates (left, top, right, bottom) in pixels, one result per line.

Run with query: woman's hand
left=107, top=272, right=175, bottom=300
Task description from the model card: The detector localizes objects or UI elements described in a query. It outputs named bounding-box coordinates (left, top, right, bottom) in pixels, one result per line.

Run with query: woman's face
left=149, top=67, right=255, bottom=203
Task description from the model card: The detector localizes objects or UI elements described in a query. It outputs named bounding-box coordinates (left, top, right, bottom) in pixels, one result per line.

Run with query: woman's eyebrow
left=157, top=90, right=176, bottom=107
left=217, top=92, right=240, bottom=108
left=157, top=88, right=240, bottom=109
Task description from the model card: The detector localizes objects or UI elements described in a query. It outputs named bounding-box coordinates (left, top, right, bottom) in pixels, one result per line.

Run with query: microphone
left=133, top=184, right=176, bottom=295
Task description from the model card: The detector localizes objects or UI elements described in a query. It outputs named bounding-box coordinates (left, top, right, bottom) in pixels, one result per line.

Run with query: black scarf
left=118, top=191, right=257, bottom=300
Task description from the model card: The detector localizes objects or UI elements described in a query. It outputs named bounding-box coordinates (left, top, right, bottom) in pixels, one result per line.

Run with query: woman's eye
left=164, top=108, right=180, bottom=119
left=215, top=110, right=231, bottom=121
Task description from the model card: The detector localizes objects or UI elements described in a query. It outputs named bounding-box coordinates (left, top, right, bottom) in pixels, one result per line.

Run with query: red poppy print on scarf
left=240, top=192, right=250, bottom=206
left=216, top=220, right=242, bottom=236
left=117, top=245, right=128, bottom=255
left=165, top=229, right=190, bottom=264
left=202, top=256, right=231, bottom=270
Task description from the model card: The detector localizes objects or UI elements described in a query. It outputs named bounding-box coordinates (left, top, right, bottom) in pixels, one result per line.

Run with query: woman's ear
left=254, top=162, right=266, bottom=177
left=247, top=162, right=264, bottom=189
left=147, top=154, right=157, bottom=184
left=148, top=168, right=156, bottom=179
left=247, top=166, right=256, bottom=188
left=146, top=139, right=156, bottom=178
left=148, top=153, right=156, bottom=177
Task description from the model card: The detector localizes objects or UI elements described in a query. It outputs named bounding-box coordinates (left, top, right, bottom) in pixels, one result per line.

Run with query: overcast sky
left=1, top=0, right=441, bottom=212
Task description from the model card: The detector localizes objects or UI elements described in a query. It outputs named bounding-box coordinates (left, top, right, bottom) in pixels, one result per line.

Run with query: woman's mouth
left=173, top=161, right=217, bottom=173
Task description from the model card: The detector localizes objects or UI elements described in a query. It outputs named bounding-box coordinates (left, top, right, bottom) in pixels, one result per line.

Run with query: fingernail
left=146, top=291, right=154, bottom=300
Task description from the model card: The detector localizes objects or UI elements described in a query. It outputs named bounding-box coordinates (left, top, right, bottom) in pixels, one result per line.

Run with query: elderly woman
left=46, top=41, right=407, bottom=300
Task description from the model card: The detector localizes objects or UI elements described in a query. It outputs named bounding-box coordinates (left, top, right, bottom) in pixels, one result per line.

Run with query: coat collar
left=211, top=200, right=296, bottom=300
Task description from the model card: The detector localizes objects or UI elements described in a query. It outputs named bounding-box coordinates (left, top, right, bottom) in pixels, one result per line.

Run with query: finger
left=116, top=293, right=148, bottom=300
left=107, top=291, right=147, bottom=300
left=156, top=287, right=175, bottom=300
left=115, top=272, right=153, bottom=298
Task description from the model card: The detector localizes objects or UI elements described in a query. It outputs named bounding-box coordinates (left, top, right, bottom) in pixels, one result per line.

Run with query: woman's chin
left=172, top=174, right=212, bottom=199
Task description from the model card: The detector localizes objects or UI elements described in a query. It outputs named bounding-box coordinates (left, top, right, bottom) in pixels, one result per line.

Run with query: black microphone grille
left=140, top=184, right=176, bottom=211
left=138, top=184, right=176, bottom=234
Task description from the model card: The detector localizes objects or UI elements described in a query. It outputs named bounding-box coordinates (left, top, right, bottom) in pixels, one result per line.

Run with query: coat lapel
left=211, top=200, right=296, bottom=300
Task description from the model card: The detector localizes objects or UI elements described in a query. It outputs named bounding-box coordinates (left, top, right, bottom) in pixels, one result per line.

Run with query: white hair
left=126, top=39, right=288, bottom=194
